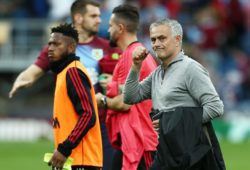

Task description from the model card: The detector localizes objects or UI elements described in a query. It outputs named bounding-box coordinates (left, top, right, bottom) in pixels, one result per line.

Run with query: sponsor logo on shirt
left=111, top=53, right=120, bottom=60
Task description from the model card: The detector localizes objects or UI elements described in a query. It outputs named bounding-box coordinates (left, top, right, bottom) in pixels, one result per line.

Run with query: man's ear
left=175, top=35, right=182, bottom=46
left=118, top=23, right=125, bottom=34
left=68, top=42, right=76, bottom=54
left=74, top=13, right=83, bottom=25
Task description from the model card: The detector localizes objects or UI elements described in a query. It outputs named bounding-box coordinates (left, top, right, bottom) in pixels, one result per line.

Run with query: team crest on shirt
left=92, top=49, right=103, bottom=60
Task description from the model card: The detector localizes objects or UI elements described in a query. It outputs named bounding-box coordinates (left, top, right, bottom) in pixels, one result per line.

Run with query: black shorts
left=52, top=166, right=100, bottom=170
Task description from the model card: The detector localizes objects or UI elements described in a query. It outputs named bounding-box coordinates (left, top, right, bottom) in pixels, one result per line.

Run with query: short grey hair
left=149, top=18, right=183, bottom=38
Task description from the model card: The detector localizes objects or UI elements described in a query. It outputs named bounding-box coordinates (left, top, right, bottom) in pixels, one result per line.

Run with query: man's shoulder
left=124, top=41, right=143, bottom=55
left=92, top=36, right=121, bottom=52
left=129, top=41, right=143, bottom=48
left=34, top=45, right=49, bottom=71
left=184, top=55, right=205, bottom=69
left=181, top=55, right=209, bottom=77
left=66, top=61, right=88, bottom=77
left=93, top=36, right=109, bottom=45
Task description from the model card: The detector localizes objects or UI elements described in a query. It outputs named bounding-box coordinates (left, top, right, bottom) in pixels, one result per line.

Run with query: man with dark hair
left=50, top=23, right=79, bottom=42
left=95, top=4, right=158, bottom=170
left=47, top=23, right=102, bottom=170
left=9, top=1, right=121, bottom=169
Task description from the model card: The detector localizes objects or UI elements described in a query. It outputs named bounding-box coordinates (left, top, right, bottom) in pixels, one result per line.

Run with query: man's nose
left=96, top=17, right=101, bottom=24
left=154, top=39, right=162, bottom=46
left=48, top=45, right=54, bottom=51
left=152, top=40, right=161, bottom=49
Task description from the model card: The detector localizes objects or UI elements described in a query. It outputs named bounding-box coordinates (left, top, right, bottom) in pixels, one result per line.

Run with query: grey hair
left=149, top=18, right=183, bottom=38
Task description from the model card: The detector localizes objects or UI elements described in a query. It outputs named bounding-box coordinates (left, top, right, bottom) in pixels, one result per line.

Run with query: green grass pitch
left=0, top=140, right=54, bottom=170
left=0, top=140, right=249, bottom=170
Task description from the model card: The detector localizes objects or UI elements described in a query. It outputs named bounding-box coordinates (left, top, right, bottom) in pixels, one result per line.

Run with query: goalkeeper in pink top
left=95, top=4, right=158, bottom=170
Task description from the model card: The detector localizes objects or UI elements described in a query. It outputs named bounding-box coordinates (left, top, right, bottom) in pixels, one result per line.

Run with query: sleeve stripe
left=70, top=68, right=95, bottom=142
left=70, top=68, right=92, bottom=113
left=68, top=68, right=92, bottom=142
left=69, top=114, right=89, bottom=142
left=67, top=68, right=92, bottom=142
left=67, top=68, right=89, bottom=142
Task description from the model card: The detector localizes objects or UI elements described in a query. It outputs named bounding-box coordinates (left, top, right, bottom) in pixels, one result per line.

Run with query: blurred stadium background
left=0, top=0, right=250, bottom=169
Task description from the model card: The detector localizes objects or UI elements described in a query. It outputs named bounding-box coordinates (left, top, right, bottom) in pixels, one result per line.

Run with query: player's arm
left=57, top=68, right=96, bottom=157
left=96, top=84, right=131, bottom=112
left=9, top=46, right=49, bottom=98
left=9, top=64, right=44, bottom=98
left=106, top=93, right=131, bottom=111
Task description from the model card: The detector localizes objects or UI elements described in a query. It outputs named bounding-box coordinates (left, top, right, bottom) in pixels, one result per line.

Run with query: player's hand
left=152, top=119, right=159, bottom=133
left=95, top=92, right=105, bottom=107
left=9, top=64, right=44, bottom=98
left=48, top=150, right=66, bottom=170
left=9, top=79, right=32, bottom=98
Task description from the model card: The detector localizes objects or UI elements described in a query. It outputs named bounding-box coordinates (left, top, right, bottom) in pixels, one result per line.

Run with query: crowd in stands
left=1, top=0, right=250, bottom=115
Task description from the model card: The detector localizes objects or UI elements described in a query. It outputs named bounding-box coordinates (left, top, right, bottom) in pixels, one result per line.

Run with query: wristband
left=101, top=96, right=107, bottom=108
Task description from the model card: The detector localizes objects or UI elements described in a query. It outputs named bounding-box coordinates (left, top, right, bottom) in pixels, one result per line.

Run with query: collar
left=161, top=50, right=185, bottom=70
left=77, top=35, right=97, bottom=45
left=49, top=53, right=80, bottom=74
left=127, top=41, right=139, bottom=47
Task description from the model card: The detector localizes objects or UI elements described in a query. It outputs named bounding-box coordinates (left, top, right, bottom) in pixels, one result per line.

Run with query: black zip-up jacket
left=150, top=107, right=226, bottom=170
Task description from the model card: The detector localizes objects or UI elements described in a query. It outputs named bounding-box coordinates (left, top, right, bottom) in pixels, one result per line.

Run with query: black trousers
left=52, top=166, right=100, bottom=170
left=72, top=166, right=101, bottom=170
left=111, top=149, right=152, bottom=170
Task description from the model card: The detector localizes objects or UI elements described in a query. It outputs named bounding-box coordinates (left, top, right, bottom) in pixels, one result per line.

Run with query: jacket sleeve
left=34, top=46, right=50, bottom=71
left=123, top=68, right=153, bottom=104
left=57, top=67, right=96, bottom=157
left=185, top=62, right=224, bottom=123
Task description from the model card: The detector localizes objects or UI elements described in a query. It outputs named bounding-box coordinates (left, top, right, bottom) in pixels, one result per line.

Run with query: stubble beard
left=49, top=51, right=69, bottom=63
left=88, top=30, right=98, bottom=36
left=81, top=24, right=98, bottom=37
left=155, top=51, right=167, bottom=63
left=109, top=38, right=118, bottom=47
